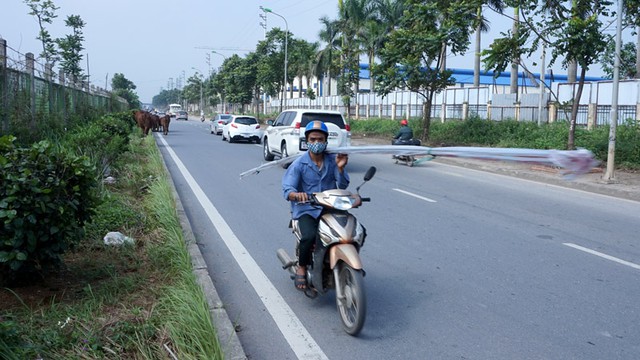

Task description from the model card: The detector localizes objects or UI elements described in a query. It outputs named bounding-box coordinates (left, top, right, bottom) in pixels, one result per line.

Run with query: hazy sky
left=2, top=0, right=615, bottom=103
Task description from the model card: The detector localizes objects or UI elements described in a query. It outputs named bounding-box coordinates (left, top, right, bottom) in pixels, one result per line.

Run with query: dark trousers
left=297, top=214, right=319, bottom=267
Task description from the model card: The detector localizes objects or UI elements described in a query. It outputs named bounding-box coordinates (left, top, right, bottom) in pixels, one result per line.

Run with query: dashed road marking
left=563, top=243, right=640, bottom=270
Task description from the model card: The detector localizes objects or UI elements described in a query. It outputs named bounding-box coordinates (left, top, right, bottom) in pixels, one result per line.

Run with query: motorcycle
left=392, top=138, right=422, bottom=166
left=277, top=166, right=376, bottom=336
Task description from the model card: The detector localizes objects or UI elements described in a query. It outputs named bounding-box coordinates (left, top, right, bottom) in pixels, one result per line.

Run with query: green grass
left=0, top=136, right=224, bottom=359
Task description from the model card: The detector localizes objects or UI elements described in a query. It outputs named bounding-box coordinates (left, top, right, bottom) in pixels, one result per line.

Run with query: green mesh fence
left=0, top=66, right=128, bottom=136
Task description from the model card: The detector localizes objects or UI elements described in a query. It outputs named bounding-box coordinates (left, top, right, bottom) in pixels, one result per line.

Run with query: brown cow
left=150, top=114, right=161, bottom=132
left=133, top=110, right=152, bottom=136
left=159, top=115, right=171, bottom=135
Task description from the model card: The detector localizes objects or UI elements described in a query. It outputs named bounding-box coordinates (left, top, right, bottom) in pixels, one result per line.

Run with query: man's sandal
left=294, top=274, right=307, bottom=290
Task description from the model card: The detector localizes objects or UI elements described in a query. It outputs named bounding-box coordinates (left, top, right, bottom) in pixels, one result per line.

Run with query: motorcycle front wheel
left=336, top=263, right=366, bottom=336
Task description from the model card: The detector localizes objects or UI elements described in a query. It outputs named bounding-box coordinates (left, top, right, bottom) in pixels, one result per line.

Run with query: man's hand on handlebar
left=289, top=192, right=309, bottom=203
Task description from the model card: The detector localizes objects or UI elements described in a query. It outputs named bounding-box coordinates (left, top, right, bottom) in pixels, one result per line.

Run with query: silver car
left=176, top=110, right=188, bottom=121
left=210, top=114, right=232, bottom=135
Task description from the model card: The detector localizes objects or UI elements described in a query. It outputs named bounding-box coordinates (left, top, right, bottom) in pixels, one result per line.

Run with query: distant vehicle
left=176, top=110, right=188, bottom=121
left=168, top=104, right=182, bottom=117
left=222, top=115, right=262, bottom=143
left=262, top=109, right=351, bottom=161
left=210, top=114, right=233, bottom=135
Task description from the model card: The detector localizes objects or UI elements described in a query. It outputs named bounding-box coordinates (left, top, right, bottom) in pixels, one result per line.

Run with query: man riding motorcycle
left=282, top=121, right=350, bottom=290
left=392, top=119, right=414, bottom=145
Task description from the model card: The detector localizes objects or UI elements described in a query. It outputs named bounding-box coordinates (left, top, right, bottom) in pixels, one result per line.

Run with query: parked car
left=210, top=114, right=233, bottom=135
left=176, top=110, right=188, bottom=120
left=262, top=109, right=351, bottom=161
left=222, top=115, right=262, bottom=143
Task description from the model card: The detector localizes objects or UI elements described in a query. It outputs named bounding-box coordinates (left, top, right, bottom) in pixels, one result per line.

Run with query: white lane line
left=563, top=243, right=640, bottom=270
left=158, top=136, right=328, bottom=360
left=392, top=188, right=437, bottom=203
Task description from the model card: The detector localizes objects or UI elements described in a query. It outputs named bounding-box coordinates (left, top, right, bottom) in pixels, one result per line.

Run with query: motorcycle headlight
left=327, top=195, right=356, bottom=210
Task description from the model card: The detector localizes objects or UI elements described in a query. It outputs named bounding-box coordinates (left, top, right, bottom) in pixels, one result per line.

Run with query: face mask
left=308, top=142, right=327, bottom=154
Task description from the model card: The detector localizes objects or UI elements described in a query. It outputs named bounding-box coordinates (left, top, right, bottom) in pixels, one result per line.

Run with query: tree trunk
left=567, top=60, right=577, bottom=83
left=299, top=76, right=303, bottom=98
left=369, top=50, right=375, bottom=97
left=474, top=8, right=482, bottom=87
left=421, top=96, right=434, bottom=142
left=568, top=66, right=587, bottom=150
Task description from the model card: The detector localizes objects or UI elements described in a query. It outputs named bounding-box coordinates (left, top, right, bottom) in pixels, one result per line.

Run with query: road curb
left=158, top=139, right=248, bottom=360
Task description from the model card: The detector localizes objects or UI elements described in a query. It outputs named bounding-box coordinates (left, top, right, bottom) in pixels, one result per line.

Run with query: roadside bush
left=59, top=114, right=133, bottom=178
left=0, top=136, right=99, bottom=285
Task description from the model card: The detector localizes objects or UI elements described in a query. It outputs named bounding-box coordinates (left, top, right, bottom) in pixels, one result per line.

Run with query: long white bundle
left=239, top=145, right=599, bottom=179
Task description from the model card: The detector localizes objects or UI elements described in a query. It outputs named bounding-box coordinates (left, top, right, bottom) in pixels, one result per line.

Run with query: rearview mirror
left=364, top=166, right=376, bottom=182
left=266, top=119, right=274, bottom=126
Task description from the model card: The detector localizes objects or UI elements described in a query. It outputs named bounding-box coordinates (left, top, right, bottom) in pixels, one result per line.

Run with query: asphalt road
left=156, top=118, right=640, bottom=360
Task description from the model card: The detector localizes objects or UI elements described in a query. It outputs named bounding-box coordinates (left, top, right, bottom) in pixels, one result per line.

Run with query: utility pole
left=261, top=6, right=288, bottom=111
left=259, top=8, right=268, bottom=114
left=604, top=0, right=623, bottom=181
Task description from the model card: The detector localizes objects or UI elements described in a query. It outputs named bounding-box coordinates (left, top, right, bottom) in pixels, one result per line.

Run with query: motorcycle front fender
left=329, top=244, right=362, bottom=270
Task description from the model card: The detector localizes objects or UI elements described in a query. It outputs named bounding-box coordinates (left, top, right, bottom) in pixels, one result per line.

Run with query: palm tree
left=473, top=0, right=506, bottom=87
left=359, top=20, right=385, bottom=98
left=365, top=0, right=405, bottom=95
left=317, top=16, right=341, bottom=97
left=337, top=0, right=372, bottom=105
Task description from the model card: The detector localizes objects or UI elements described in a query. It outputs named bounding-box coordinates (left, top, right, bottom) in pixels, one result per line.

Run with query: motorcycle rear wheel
left=336, top=263, right=366, bottom=336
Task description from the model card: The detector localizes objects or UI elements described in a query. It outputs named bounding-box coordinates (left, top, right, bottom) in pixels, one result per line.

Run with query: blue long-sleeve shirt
left=282, top=152, right=350, bottom=219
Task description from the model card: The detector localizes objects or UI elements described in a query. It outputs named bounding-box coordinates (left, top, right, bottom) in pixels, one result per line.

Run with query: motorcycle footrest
left=282, top=260, right=297, bottom=270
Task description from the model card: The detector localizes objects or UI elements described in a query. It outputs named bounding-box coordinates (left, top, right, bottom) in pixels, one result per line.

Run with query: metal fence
left=258, top=80, right=640, bottom=127
left=0, top=39, right=128, bottom=136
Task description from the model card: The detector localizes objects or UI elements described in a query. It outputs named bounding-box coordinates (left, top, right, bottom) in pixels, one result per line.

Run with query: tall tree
left=222, top=55, right=257, bottom=112
left=369, top=0, right=406, bottom=92
left=111, top=73, right=139, bottom=108
left=622, top=0, right=640, bottom=77
left=337, top=0, right=371, bottom=109
left=473, top=0, right=505, bottom=87
left=289, top=39, right=319, bottom=98
left=24, top=0, right=59, bottom=66
left=255, top=28, right=289, bottom=112
left=375, top=0, right=477, bottom=141
left=56, top=14, right=86, bottom=82
left=317, top=16, right=341, bottom=97
left=484, top=0, right=611, bottom=149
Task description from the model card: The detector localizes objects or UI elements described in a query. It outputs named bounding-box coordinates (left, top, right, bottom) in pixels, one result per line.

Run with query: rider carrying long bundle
left=282, top=121, right=350, bottom=290
left=392, top=119, right=413, bottom=145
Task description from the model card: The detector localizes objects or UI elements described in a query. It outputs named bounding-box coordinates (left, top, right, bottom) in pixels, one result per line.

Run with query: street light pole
left=261, top=6, right=288, bottom=110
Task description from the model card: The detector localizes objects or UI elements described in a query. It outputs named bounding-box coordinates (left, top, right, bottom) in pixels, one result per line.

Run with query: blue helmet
left=304, top=121, right=329, bottom=139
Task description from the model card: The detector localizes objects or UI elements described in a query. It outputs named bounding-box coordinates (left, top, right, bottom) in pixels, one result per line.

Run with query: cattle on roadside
left=159, top=115, right=171, bottom=135
left=133, top=110, right=150, bottom=136
left=150, top=114, right=161, bottom=132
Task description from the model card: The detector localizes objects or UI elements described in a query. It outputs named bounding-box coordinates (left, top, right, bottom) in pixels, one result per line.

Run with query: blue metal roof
left=357, top=63, right=605, bottom=86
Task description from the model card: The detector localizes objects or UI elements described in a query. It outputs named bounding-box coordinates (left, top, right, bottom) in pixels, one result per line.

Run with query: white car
left=262, top=109, right=351, bottom=161
left=210, top=114, right=232, bottom=135
left=222, top=115, right=262, bottom=144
